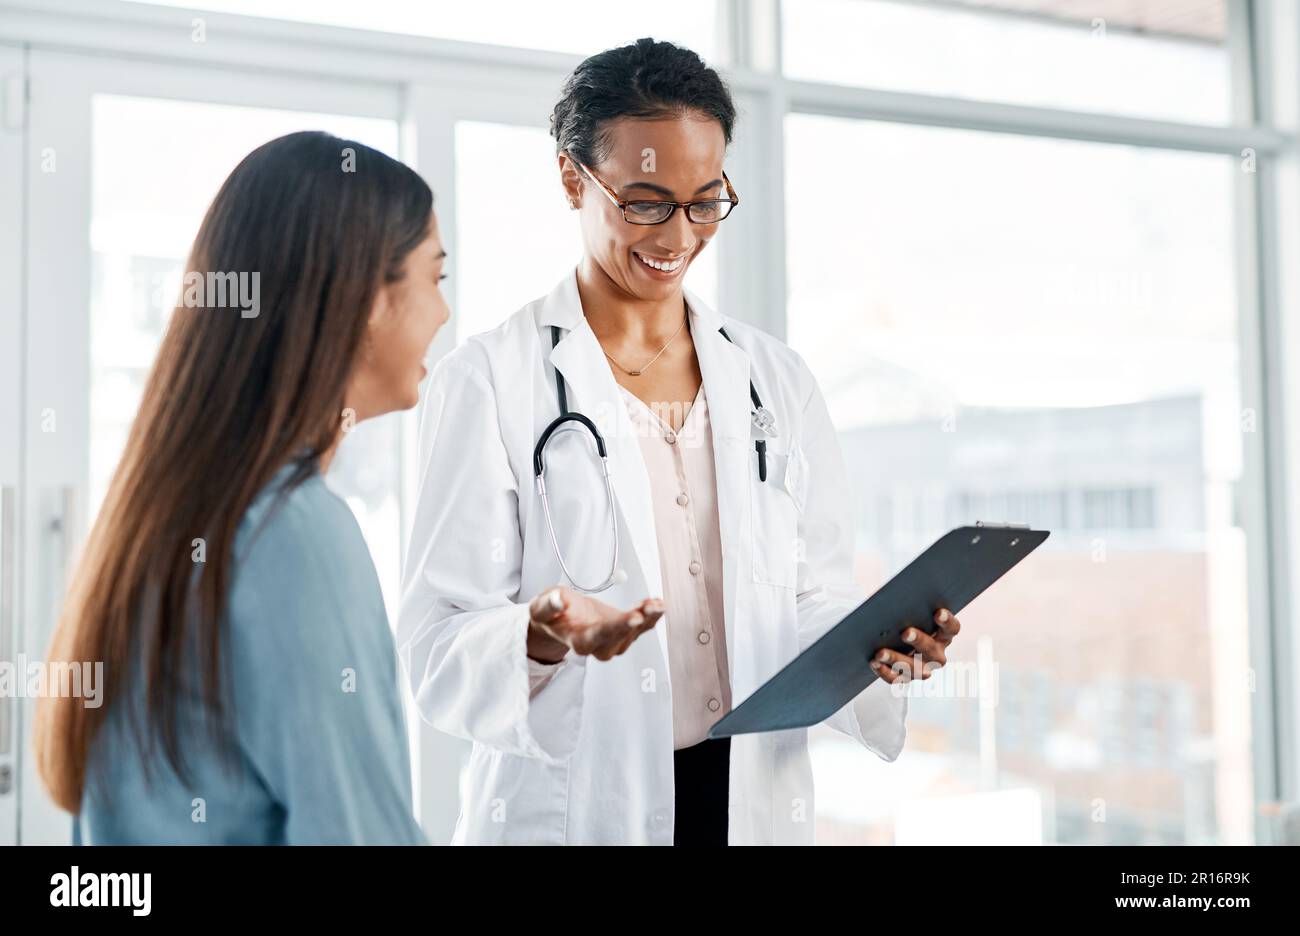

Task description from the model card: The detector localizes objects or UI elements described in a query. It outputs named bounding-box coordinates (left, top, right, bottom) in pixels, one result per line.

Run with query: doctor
left=398, top=37, right=961, bottom=845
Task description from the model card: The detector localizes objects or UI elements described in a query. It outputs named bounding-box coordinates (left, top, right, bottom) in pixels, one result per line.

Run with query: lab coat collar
left=539, top=269, right=750, bottom=686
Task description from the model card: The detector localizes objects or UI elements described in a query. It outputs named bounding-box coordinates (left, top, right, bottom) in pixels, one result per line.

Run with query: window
left=788, top=113, right=1252, bottom=844
left=784, top=0, right=1235, bottom=125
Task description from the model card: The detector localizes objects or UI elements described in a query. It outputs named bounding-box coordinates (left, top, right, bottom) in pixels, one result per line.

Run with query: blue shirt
left=82, top=462, right=426, bottom=844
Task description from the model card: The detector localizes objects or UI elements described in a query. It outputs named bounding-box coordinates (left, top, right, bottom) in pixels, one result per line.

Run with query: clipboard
left=707, top=523, right=1050, bottom=739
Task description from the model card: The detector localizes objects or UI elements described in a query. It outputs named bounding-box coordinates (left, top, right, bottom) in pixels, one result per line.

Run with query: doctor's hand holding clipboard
left=397, top=37, right=964, bottom=847
left=873, top=607, right=963, bottom=684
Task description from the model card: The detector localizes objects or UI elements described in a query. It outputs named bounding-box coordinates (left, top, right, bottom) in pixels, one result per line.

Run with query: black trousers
left=673, top=736, right=731, bottom=846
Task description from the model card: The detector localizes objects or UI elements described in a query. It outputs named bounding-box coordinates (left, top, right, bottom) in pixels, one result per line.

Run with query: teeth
left=636, top=252, right=685, bottom=272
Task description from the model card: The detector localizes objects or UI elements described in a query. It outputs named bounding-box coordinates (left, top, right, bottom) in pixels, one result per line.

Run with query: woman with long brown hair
left=34, top=130, right=447, bottom=844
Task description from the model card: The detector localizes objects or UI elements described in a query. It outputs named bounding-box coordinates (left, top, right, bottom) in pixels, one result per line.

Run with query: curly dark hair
left=549, top=37, right=736, bottom=166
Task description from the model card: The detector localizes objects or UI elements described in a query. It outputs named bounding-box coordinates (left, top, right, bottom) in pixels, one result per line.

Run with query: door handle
left=47, top=485, right=76, bottom=582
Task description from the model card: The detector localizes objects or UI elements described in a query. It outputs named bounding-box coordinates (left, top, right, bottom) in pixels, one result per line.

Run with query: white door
left=18, top=49, right=407, bottom=843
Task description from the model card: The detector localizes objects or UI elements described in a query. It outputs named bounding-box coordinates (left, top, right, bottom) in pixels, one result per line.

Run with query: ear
left=359, top=284, right=392, bottom=360
left=368, top=281, right=392, bottom=329
left=559, top=152, right=583, bottom=209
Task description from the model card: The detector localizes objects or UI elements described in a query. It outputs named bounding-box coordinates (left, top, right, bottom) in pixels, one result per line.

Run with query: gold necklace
left=602, top=311, right=688, bottom=377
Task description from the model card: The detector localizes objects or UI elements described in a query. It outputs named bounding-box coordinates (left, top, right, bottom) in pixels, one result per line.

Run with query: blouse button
left=688, top=561, right=702, bottom=575
left=676, top=493, right=689, bottom=506
left=698, top=631, right=711, bottom=644
left=665, top=431, right=677, bottom=445
left=707, top=698, right=721, bottom=712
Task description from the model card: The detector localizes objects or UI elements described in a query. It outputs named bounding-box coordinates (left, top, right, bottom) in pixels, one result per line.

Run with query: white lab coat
left=398, top=270, right=907, bottom=845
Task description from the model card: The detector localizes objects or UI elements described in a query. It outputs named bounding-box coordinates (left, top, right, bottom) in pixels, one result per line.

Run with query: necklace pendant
left=627, top=369, right=642, bottom=376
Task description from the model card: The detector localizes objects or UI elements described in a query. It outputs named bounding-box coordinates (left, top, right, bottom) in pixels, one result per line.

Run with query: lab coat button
left=676, top=493, right=689, bottom=506
left=665, top=431, right=677, bottom=444
left=688, top=561, right=702, bottom=575
left=697, top=630, right=710, bottom=644
left=707, top=698, right=721, bottom=712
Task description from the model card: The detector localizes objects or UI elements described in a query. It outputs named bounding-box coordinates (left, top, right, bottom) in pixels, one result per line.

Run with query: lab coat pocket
left=750, top=444, right=806, bottom=589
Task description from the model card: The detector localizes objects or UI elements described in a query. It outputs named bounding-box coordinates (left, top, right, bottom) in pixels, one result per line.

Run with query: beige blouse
left=526, top=382, right=733, bottom=750
left=618, top=381, right=732, bottom=749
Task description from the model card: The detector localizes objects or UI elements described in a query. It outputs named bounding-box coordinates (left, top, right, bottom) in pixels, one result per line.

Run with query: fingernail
left=629, top=613, right=645, bottom=626
left=877, top=651, right=890, bottom=663
left=548, top=590, right=564, bottom=611
left=902, top=629, right=915, bottom=642
left=938, top=609, right=949, bottom=623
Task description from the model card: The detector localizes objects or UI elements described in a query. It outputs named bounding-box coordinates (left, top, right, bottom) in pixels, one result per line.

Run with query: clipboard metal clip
left=974, top=520, right=1031, bottom=530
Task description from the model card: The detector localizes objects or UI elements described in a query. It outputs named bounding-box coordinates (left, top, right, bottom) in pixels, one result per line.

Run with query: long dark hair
left=35, top=131, right=433, bottom=811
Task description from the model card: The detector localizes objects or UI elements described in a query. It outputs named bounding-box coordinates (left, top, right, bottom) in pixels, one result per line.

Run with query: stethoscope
left=533, top=323, right=777, bottom=593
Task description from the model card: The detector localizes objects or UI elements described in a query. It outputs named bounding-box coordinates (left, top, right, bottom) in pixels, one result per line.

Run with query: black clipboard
left=708, top=523, right=1049, bottom=739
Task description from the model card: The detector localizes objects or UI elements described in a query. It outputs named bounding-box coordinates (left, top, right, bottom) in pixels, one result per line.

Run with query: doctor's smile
left=633, top=252, right=688, bottom=276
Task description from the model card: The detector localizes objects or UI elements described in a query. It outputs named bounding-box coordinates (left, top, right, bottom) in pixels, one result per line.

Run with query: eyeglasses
left=576, top=161, right=739, bottom=225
